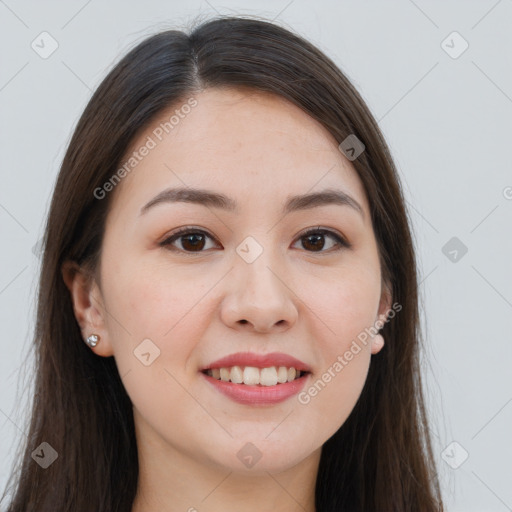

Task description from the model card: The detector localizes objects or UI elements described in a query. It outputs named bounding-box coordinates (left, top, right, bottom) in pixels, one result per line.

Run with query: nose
left=220, top=252, right=299, bottom=334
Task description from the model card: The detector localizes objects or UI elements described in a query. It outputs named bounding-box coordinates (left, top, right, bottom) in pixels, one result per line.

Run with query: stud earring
left=85, top=334, right=100, bottom=348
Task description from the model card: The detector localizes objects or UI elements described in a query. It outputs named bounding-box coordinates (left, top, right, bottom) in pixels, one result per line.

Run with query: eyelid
left=159, top=225, right=351, bottom=253
left=160, top=225, right=212, bottom=243
left=159, top=226, right=220, bottom=252
left=295, top=226, right=351, bottom=250
left=297, top=226, right=352, bottom=247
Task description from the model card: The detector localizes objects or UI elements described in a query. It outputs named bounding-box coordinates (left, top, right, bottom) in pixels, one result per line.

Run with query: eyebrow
left=140, top=186, right=364, bottom=219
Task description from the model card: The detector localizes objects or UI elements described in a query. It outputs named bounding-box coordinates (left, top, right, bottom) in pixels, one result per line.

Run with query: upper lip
left=202, top=352, right=311, bottom=372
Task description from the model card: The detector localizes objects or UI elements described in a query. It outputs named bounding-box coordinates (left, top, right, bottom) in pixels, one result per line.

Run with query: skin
left=64, top=87, right=391, bottom=512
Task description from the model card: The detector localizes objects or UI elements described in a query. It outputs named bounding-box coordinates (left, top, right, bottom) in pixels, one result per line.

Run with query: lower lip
left=201, top=372, right=309, bottom=405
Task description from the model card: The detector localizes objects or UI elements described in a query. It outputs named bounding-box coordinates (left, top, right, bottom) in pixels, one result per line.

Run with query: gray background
left=1, top=1, right=511, bottom=510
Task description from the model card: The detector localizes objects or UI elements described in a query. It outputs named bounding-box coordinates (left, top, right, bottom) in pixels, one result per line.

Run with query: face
left=71, top=87, right=391, bottom=476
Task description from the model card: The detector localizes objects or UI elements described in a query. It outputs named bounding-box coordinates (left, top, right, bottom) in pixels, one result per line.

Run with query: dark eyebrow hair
left=140, top=186, right=365, bottom=219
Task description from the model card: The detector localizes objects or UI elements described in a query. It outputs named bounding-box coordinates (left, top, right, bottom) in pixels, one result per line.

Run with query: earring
left=85, top=334, right=100, bottom=348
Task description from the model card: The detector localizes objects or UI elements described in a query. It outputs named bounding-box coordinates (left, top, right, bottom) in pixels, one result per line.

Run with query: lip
left=200, top=351, right=311, bottom=406
left=202, top=352, right=311, bottom=372
left=201, top=372, right=310, bottom=405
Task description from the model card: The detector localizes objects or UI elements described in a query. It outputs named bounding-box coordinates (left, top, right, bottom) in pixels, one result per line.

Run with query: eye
left=159, top=226, right=350, bottom=254
left=292, top=227, right=350, bottom=253
left=160, top=227, right=219, bottom=253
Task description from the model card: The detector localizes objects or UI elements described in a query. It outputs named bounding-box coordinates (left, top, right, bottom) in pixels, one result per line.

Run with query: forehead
left=110, top=87, right=369, bottom=217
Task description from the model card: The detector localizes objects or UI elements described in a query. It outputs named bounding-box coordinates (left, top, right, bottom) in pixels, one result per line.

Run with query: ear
left=61, top=260, right=114, bottom=357
left=371, top=279, right=393, bottom=355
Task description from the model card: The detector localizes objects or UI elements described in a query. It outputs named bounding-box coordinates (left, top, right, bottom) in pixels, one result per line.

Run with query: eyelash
left=159, top=226, right=351, bottom=255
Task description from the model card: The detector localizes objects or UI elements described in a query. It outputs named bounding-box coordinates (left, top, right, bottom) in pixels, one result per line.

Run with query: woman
left=1, top=15, right=444, bottom=512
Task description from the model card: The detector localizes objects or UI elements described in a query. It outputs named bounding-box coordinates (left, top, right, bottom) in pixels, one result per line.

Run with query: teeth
left=277, top=366, right=288, bottom=384
left=260, top=367, right=278, bottom=386
left=243, top=366, right=260, bottom=385
left=230, top=365, right=243, bottom=384
left=205, top=365, right=304, bottom=385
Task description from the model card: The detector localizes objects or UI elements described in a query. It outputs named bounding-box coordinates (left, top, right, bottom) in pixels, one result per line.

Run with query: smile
left=203, top=366, right=305, bottom=386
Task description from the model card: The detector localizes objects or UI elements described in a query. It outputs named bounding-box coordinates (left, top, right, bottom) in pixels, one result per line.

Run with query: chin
left=203, top=435, right=318, bottom=475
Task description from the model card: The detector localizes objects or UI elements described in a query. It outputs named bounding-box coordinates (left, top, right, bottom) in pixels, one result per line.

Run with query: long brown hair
left=1, top=15, right=444, bottom=511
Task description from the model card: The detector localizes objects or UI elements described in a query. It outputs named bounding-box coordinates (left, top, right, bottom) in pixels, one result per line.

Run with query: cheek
left=295, top=265, right=379, bottom=428
left=99, top=260, right=218, bottom=439
left=101, top=256, right=220, bottom=375
left=298, top=275, right=376, bottom=430
left=302, top=264, right=381, bottom=348
left=299, top=350, right=370, bottom=442
left=103, top=254, right=210, bottom=333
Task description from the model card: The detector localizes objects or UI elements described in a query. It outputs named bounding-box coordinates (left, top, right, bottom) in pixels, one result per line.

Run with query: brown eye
left=293, top=228, right=349, bottom=253
left=160, top=226, right=350, bottom=255
left=160, top=228, right=218, bottom=253
left=178, top=232, right=207, bottom=251
left=302, top=233, right=327, bottom=251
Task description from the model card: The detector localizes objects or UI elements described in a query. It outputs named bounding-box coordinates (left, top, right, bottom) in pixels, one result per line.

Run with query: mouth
left=200, top=352, right=311, bottom=405
left=201, top=366, right=309, bottom=386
